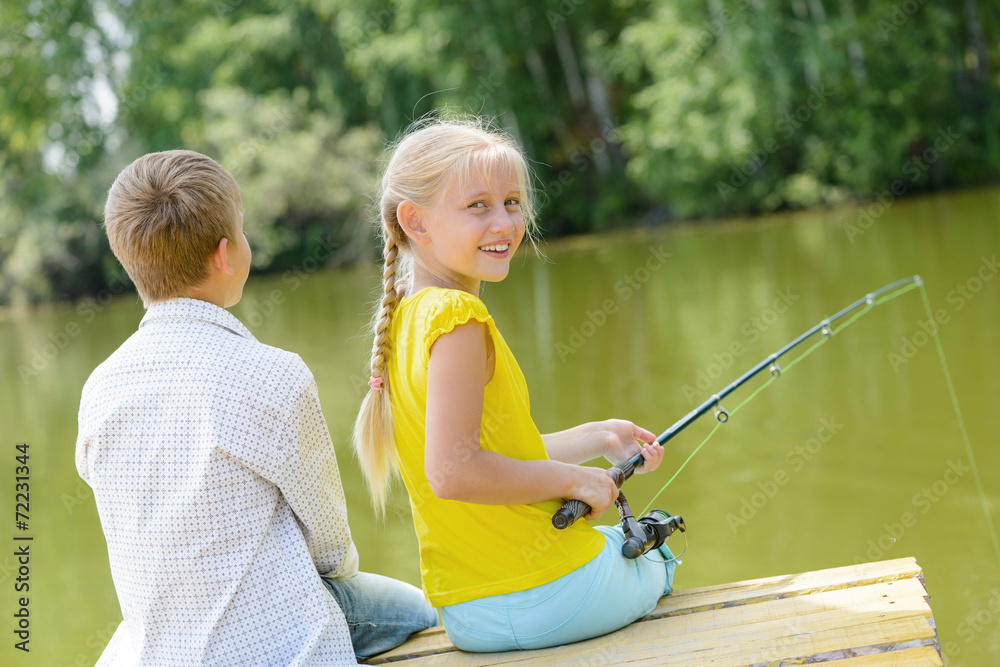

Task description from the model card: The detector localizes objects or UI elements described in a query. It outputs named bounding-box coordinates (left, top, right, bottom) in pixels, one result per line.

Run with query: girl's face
left=410, top=167, right=525, bottom=294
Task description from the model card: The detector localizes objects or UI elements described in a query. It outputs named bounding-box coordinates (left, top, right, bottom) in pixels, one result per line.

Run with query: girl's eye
left=469, top=201, right=486, bottom=209
left=505, top=198, right=520, bottom=208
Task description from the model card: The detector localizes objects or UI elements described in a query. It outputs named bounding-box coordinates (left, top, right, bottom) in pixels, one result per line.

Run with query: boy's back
left=77, top=297, right=359, bottom=665
left=79, top=149, right=436, bottom=664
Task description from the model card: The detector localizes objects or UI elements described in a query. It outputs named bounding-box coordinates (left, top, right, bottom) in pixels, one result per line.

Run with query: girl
left=353, top=117, right=677, bottom=652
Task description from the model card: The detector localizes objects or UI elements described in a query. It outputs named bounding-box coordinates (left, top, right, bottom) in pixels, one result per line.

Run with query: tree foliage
left=2, top=0, right=997, bottom=305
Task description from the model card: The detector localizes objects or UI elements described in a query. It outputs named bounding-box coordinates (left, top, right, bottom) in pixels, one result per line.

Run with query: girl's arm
left=425, top=320, right=620, bottom=519
left=543, top=421, right=664, bottom=471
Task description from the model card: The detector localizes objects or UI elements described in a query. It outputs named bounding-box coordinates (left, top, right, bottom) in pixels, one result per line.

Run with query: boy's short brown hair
left=104, top=150, right=242, bottom=305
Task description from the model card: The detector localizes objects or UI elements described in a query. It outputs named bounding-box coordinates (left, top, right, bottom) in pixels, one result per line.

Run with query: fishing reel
left=616, top=492, right=685, bottom=559
left=549, top=456, right=685, bottom=558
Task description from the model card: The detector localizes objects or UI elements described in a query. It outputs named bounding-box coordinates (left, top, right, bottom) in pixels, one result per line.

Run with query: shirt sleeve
left=423, top=290, right=494, bottom=356
left=274, top=374, right=359, bottom=579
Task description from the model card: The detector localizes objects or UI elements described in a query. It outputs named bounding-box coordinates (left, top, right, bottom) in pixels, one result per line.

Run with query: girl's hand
left=594, top=419, right=664, bottom=474
left=570, top=465, right=621, bottom=521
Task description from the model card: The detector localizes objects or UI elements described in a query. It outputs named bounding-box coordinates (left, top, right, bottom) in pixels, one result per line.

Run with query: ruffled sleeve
left=423, top=289, right=494, bottom=355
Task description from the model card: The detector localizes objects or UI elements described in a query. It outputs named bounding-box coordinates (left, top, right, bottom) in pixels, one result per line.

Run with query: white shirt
left=76, top=298, right=359, bottom=666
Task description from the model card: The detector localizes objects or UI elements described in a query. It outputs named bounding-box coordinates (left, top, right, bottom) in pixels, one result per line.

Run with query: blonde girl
left=353, top=117, right=677, bottom=652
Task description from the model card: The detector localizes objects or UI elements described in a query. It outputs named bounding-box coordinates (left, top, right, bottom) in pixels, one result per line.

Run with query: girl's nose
left=489, top=206, right=516, bottom=233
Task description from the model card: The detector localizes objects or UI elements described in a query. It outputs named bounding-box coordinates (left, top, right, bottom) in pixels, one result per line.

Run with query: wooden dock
left=368, top=557, right=940, bottom=666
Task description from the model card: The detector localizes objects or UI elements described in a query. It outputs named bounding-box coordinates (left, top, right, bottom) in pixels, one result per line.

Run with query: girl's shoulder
left=404, top=286, right=489, bottom=317
left=401, top=287, right=494, bottom=347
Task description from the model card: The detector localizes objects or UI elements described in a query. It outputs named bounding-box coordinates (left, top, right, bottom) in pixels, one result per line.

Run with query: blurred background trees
left=2, top=0, right=997, bottom=305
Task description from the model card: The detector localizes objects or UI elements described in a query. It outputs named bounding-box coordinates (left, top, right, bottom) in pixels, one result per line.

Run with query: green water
left=2, top=187, right=998, bottom=665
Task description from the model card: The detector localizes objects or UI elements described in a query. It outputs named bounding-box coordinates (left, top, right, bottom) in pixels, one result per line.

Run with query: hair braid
left=353, top=233, right=402, bottom=515
left=369, top=237, right=399, bottom=384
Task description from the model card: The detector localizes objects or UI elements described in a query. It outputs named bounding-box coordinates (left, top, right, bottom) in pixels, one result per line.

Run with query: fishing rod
left=552, top=275, right=922, bottom=532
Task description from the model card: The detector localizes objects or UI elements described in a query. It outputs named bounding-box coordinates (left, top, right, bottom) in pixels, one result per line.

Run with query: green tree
left=612, top=0, right=999, bottom=219
left=1, top=0, right=997, bottom=305
left=0, top=0, right=116, bottom=305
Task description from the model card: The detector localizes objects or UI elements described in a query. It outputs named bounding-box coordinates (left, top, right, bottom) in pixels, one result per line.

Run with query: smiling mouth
left=479, top=243, right=510, bottom=255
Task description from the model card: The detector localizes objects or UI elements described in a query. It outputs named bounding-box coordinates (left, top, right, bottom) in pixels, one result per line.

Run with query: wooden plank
left=819, top=646, right=943, bottom=666
left=622, top=578, right=932, bottom=639
left=366, top=614, right=937, bottom=667
left=370, top=627, right=451, bottom=662
left=367, top=558, right=938, bottom=666
left=371, top=585, right=935, bottom=666
left=585, top=583, right=936, bottom=664
left=623, top=610, right=935, bottom=664
left=661, top=557, right=921, bottom=602
left=374, top=574, right=931, bottom=664
left=650, top=557, right=923, bottom=618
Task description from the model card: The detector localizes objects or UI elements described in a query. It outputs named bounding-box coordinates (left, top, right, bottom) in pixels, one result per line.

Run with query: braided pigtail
left=353, top=231, right=402, bottom=516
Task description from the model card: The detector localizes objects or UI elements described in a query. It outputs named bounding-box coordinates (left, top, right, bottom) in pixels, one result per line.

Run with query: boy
left=76, top=150, right=436, bottom=666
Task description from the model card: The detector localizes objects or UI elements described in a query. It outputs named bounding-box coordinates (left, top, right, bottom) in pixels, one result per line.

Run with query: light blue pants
left=440, top=525, right=678, bottom=652
left=322, top=571, right=438, bottom=660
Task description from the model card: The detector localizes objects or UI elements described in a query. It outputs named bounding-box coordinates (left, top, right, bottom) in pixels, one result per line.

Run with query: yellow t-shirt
left=387, top=287, right=605, bottom=607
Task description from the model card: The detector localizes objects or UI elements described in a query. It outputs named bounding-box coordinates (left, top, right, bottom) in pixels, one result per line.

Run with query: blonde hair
left=104, top=150, right=242, bottom=305
left=353, top=116, right=539, bottom=513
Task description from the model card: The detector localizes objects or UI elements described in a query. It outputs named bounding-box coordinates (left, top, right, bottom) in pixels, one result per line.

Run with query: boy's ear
left=397, top=200, right=429, bottom=245
left=209, top=237, right=235, bottom=275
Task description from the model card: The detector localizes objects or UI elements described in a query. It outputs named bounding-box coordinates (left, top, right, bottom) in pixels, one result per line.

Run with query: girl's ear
left=397, top=200, right=430, bottom=245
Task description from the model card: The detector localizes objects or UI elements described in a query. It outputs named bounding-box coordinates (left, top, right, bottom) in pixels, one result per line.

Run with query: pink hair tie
left=368, top=376, right=384, bottom=391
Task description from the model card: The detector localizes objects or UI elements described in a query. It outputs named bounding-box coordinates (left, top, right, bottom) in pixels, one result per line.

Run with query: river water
left=2, top=187, right=998, bottom=664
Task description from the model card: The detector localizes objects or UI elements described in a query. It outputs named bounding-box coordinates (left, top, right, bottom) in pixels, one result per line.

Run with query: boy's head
left=104, top=150, right=249, bottom=307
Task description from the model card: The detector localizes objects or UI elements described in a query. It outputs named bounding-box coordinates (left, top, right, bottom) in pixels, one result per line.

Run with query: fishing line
left=918, top=282, right=1000, bottom=567
left=642, top=529, right=688, bottom=564
left=637, top=278, right=927, bottom=517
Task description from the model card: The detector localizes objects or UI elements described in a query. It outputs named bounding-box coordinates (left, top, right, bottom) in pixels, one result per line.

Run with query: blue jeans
left=321, top=571, right=438, bottom=660
left=440, top=525, right=678, bottom=652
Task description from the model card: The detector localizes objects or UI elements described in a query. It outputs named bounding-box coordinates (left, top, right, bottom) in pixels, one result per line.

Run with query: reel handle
left=621, top=534, right=648, bottom=559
